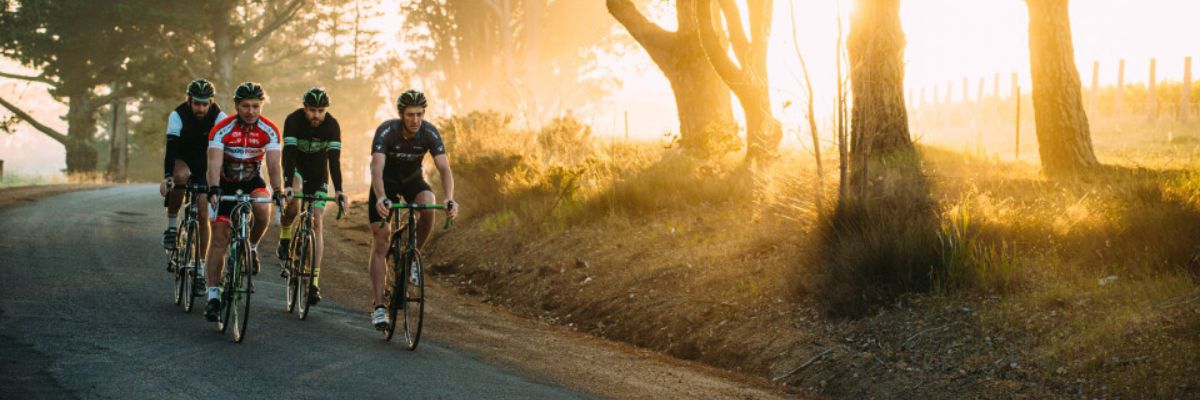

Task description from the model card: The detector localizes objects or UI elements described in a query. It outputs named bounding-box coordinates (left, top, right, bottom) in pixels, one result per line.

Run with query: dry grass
left=422, top=112, right=1199, bottom=398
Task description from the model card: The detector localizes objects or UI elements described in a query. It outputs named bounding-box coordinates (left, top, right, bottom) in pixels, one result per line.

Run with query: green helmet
left=186, top=79, right=215, bottom=103
left=233, top=82, right=265, bottom=102
left=396, top=89, right=427, bottom=110
left=303, top=87, right=330, bottom=107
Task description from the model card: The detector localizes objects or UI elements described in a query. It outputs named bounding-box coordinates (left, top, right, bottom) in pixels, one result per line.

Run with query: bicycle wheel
left=382, top=245, right=401, bottom=341
left=401, top=250, right=425, bottom=351
left=232, top=239, right=253, bottom=343
left=218, top=243, right=236, bottom=333
left=181, top=220, right=199, bottom=313
left=284, top=241, right=297, bottom=313
left=171, top=224, right=188, bottom=305
left=296, top=232, right=314, bottom=320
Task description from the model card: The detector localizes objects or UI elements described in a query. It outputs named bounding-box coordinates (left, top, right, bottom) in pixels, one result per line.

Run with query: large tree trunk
left=607, top=0, right=734, bottom=151
left=846, top=0, right=914, bottom=195
left=64, top=93, right=99, bottom=174
left=1026, top=0, right=1100, bottom=176
left=107, top=93, right=128, bottom=182
left=695, top=0, right=781, bottom=163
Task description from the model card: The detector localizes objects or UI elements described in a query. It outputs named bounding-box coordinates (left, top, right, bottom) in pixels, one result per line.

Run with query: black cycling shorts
left=367, top=178, right=433, bottom=223
left=214, top=176, right=269, bottom=225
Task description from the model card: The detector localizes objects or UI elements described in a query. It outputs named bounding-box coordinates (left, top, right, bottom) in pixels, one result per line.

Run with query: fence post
left=1148, top=58, right=1157, bottom=121
left=1182, top=57, right=1192, bottom=122
left=1115, top=59, right=1125, bottom=119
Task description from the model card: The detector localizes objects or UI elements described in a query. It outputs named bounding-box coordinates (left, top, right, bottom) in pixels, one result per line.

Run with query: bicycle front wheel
left=217, top=243, right=236, bottom=334
left=296, top=232, right=314, bottom=320
left=401, top=250, right=425, bottom=351
left=181, top=220, right=200, bottom=313
left=382, top=246, right=400, bottom=342
left=231, top=239, right=253, bottom=343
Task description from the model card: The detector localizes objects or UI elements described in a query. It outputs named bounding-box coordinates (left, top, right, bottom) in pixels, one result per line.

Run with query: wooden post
left=623, top=111, right=629, bottom=141
left=0, top=159, right=4, bottom=181
left=1115, top=59, right=1125, bottom=118
left=1148, top=58, right=1157, bottom=121
left=1089, top=60, right=1100, bottom=116
left=1182, top=57, right=1192, bottom=122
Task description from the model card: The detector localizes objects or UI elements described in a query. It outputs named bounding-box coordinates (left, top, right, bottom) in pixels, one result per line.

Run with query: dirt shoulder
left=0, top=184, right=113, bottom=210
left=312, top=202, right=793, bottom=399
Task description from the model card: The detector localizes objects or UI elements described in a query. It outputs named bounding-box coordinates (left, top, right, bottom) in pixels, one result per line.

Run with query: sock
left=167, top=214, right=178, bottom=229
left=207, top=287, right=220, bottom=300
left=197, top=260, right=205, bottom=275
left=312, top=267, right=320, bottom=288
left=280, top=226, right=292, bottom=240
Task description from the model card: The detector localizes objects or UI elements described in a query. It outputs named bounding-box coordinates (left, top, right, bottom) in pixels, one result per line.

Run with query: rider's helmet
left=396, top=89, right=427, bottom=111
left=233, top=82, right=266, bottom=102
left=186, top=79, right=215, bottom=103
left=302, top=87, right=330, bottom=107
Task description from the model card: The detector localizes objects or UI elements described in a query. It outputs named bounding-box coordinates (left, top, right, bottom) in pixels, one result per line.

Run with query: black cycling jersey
left=282, top=108, right=343, bottom=192
left=370, top=119, right=445, bottom=184
left=163, top=102, right=224, bottom=177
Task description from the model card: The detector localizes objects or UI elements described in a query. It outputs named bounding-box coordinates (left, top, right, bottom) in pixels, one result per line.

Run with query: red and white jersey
left=208, top=115, right=282, bottom=182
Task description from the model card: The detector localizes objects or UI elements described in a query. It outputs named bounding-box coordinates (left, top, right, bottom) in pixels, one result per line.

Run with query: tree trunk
left=107, top=92, right=128, bottom=182
left=209, top=3, right=235, bottom=99
left=1026, top=0, right=1100, bottom=176
left=607, top=0, right=734, bottom=151
left=846, top=0, right=914, bottom=196
left=64, top=93, right=99, bottom=174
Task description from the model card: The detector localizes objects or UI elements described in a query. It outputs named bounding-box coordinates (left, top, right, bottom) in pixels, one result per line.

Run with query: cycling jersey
left=370, top=119, right=445, bottom=185
left=207, top=115, right=281, bottom=183
left=282, top=108, right=343, bottom=192
left=164, top=102, right=226, bottom=177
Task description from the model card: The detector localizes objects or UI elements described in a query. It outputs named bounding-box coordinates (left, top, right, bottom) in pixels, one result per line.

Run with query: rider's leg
left=205, top=221, right=232, bottom=292
left=196, top=195, right=210, bottom=260
left=278, top=177, right=301, bottom=259
left=414, top=190, right=436, bottom=252
left=249, top=189, right=272, bottom=246
left=369, top=222, right=391, bottom=308
left=166, top=160, right=189, bottom=218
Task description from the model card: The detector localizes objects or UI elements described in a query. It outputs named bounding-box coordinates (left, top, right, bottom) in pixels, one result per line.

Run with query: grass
left=1, top=171, right=108, bottom=187
left=426, top=111, right=1198, bottom=398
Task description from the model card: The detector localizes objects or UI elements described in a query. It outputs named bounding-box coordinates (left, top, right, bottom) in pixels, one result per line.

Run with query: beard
left=309, top=118, right=321, bottom=127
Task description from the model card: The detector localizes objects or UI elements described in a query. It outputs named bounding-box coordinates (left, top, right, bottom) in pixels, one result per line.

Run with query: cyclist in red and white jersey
left=202, top=82, right=285, bottom=321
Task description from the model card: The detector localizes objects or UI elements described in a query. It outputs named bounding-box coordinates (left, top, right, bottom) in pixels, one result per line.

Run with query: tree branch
left=157, top=30, right=202, bottom=79
left=696, top=0, right=747, bottom=90
left=716, top=0, right=750, bottom=58
left=0, top=71, right=56, bottom=85
left=236, top=0, right=307, bottom=59
left=0, top=95, right=70, bottom=145
left=87, top=85, right=134, bottom=110
left=607, top=0, right=675, bottom=57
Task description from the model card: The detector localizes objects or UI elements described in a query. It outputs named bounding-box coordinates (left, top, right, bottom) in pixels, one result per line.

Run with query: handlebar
left=387, top=202, right=453, bottom=229
left=291, top=194, right=345, bottom=220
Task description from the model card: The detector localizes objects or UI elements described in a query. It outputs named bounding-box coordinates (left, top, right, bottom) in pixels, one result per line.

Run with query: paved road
left=0, top=185, right=589, bottom=399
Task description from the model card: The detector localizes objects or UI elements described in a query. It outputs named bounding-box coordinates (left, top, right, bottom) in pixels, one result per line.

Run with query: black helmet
left=396, top=89, right=427, bottom=110
left=303, top=87, right=330, bottom=107
left=186, top=79, right=215, bottom=103
left=233, top=82, right=265, bottom=102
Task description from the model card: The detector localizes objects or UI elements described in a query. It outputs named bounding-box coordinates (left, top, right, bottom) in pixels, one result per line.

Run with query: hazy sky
left=3, top=0, right=1199, bottom=177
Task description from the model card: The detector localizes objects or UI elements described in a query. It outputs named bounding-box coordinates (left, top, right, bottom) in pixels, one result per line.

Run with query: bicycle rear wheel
left=296, top=232, right=314, bottom=320
left=401, top=250, right=425, bottom=351
left=231, top=239, right=253, bottom=343
left=284, top=243, right=297, bottom=313
left=171, top=224, right=189, bottom=305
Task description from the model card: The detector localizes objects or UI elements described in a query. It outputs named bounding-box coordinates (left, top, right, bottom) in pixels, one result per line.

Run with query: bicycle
left=381, top=201, right=451, bottom=351
left=212, top=191, right=275, bottom=343
left=167, top=182, right=208, bottom=313
left=282, top=193, right=343, bottom=320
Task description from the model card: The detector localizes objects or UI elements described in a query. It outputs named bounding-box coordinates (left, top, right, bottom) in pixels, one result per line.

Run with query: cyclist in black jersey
left=277, top=87, right=346, bottom=304
left=367, top=90, right=459, bottom=329
left=159, top=79, right=225, bottom=277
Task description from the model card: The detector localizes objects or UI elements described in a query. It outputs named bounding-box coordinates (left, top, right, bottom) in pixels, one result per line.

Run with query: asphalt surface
left=0, top=185, right=590, bottom=399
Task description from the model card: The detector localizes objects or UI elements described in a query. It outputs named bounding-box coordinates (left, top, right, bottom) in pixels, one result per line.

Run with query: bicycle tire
left=402, top=250, right=425, bottom=351
left=171, top=224, right=187, bottom=305
left=296, top=232, right=314, bottom=320
left=382, top=245, right=401, bottom=341
left=232, top=238, right=252, bottom=343
left=181, top=219, right=200, bottom=313
left=218, top=242, right=236, bottom=333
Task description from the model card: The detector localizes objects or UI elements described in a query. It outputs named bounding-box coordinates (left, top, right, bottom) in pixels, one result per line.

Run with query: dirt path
left=315, top=206, right=793, bottom=399
left=0, top=184, right=112, bottom=210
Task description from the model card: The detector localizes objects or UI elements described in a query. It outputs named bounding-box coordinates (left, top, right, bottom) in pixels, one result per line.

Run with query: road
left=0, top=185, right=588, bottom=399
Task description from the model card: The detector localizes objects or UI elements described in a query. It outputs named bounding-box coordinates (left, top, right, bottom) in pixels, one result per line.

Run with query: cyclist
left=203, top=82, right=285, bottom=321
left=160, top=79, right=225, bottom=281
left=367, top=90, right=459, bottom=330
left=276, top=87, right=347, bottom=305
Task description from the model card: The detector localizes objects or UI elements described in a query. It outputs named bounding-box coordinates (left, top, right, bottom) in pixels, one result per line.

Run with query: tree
left=846, top=0, right=914, bottom=194
left=0, top=0, right=154, bottom=173
left=695, top=0, right=782, bottom=163
left=608, top=0, right=735, bottom=151
left=1025, top=0, right=1100, bottom=176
